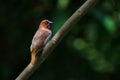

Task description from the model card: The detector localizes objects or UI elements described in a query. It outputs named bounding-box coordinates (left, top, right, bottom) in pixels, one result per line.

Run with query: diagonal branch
left=16, top=0, right=98, bottom=80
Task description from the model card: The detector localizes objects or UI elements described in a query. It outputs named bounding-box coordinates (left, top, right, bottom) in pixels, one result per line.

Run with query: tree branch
left=16, top=0, right=98, bottom=80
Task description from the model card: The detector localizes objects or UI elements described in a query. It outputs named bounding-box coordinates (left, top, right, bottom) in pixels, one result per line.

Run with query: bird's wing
left=44, top=31, right=52, bottom=45
left=31, top=29, right=50, bottom=53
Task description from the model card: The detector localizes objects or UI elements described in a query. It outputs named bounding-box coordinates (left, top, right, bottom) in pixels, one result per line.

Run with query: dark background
left=0, top=0, right=120, bottom=80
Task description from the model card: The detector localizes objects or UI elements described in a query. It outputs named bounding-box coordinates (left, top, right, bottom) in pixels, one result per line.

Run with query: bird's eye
left=44, top=22, right=48, bottom=25
left=46, top=22, right=49, bottom=24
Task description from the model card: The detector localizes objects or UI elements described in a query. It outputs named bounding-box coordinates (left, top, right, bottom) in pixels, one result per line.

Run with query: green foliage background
left=0, top=0, right=120, bottom=80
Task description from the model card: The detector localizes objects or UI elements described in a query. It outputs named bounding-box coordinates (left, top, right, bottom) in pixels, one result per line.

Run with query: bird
left=30, top=19, right=53, bottom=65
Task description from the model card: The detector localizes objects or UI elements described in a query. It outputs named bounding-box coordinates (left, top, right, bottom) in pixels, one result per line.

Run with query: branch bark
left=16, top=0, right=98, bottom=80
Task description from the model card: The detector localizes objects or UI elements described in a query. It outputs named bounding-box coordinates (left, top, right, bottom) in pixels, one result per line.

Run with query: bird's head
left=40, top=19, right=53, bottom=30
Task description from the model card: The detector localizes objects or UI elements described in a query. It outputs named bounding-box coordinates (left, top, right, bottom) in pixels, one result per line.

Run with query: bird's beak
left=48, top=21, right=53, bottom=26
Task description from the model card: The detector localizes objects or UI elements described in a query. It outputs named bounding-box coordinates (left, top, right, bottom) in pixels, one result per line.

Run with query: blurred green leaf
left=57, top=0, right=70, bottom=10
left=73, top=38, right=87, bottom=50
left=103, top=15, right=116, bottom=34
left=92, top=59, right=114, bottom=72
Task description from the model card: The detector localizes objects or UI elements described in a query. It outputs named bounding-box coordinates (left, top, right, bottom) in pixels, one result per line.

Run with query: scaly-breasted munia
left=30, top=19, right=53, bottom=65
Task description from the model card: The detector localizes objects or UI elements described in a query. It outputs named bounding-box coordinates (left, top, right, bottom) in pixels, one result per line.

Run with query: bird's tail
left=30, top=51, right=36, bottom=65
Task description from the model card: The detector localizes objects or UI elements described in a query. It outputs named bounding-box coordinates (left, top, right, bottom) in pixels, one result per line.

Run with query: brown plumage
left=30, top=20, right=52, bottom=65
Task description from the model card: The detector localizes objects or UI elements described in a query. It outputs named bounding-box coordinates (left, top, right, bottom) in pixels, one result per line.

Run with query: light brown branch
left=16, top=0, right=98, bottom=80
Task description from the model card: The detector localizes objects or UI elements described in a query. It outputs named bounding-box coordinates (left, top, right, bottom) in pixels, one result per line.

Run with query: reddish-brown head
left=39, top=19, right=53, bottom=30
